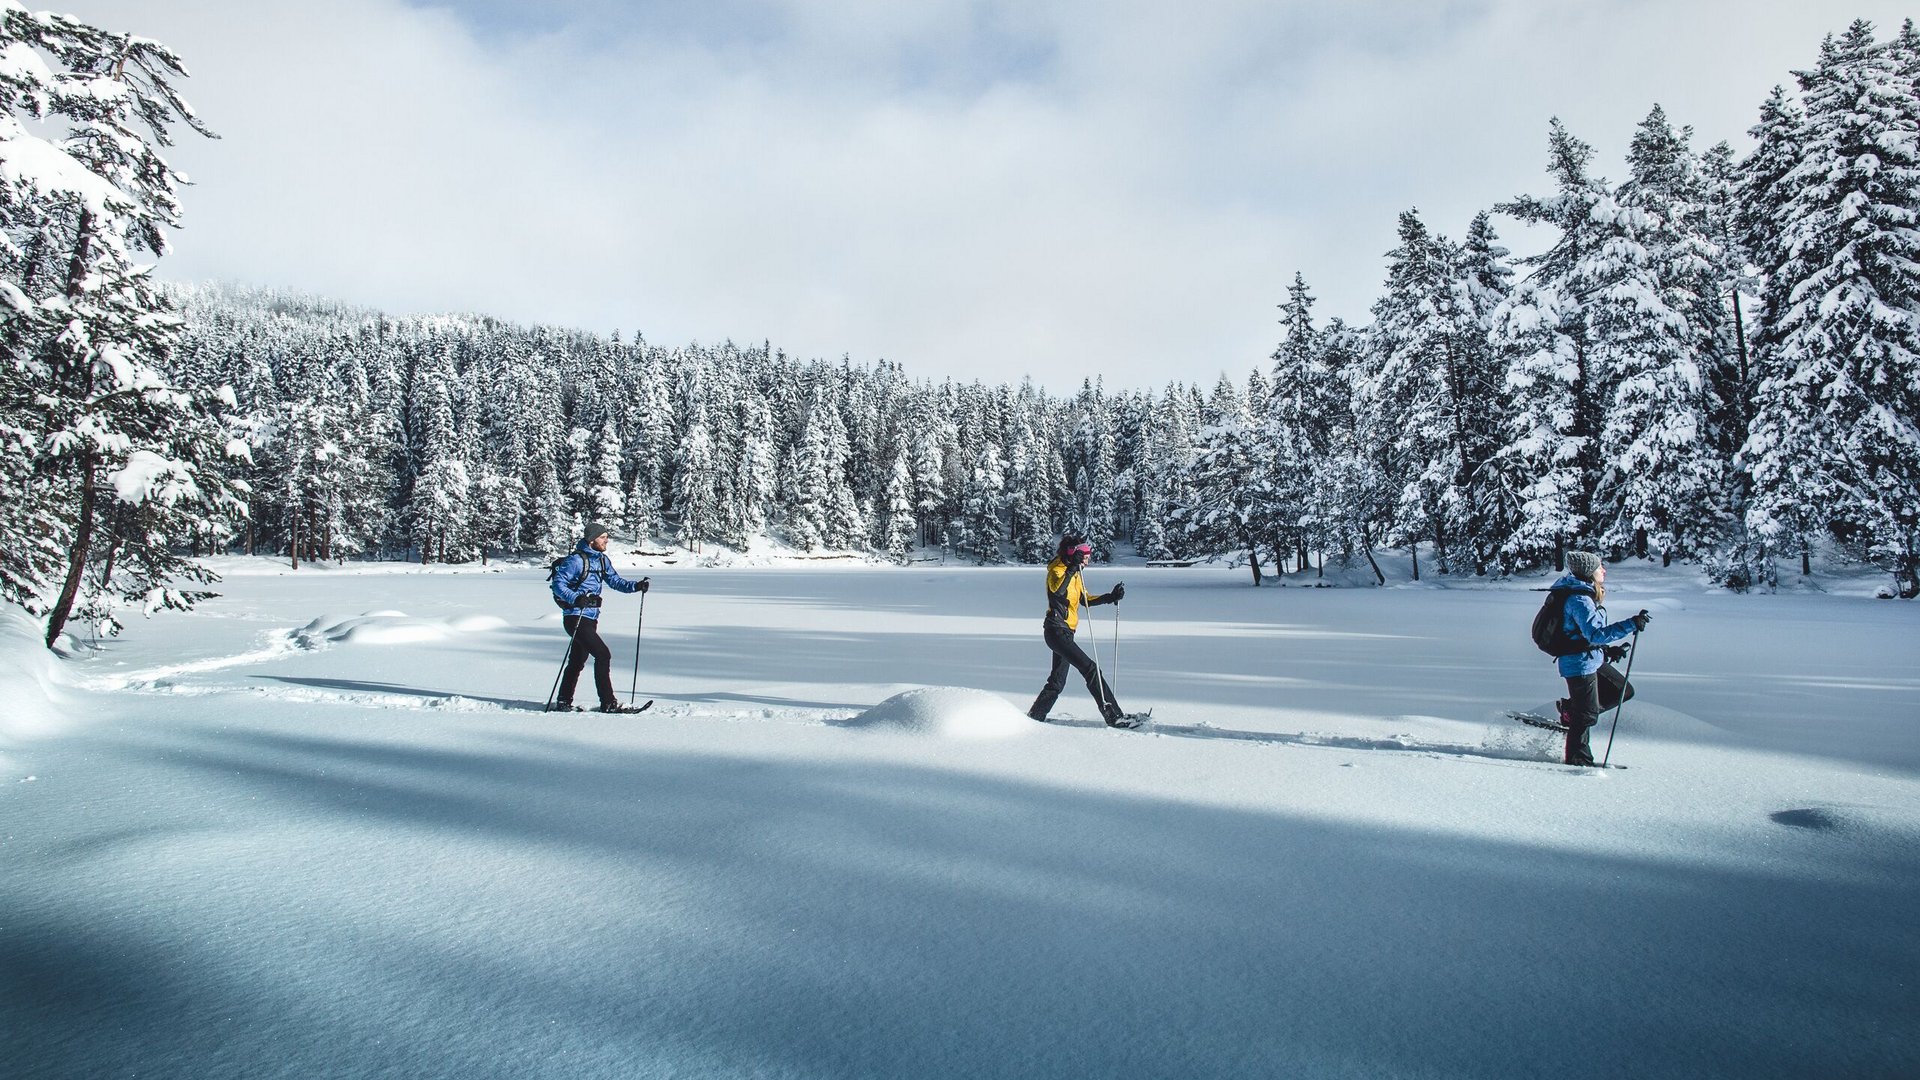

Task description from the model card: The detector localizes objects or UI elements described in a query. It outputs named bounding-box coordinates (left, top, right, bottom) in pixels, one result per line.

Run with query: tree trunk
left=44, top=218, right=101, bottom=648
left=1410, top=543, right=1420, bottom=582
left=45, top=455, right=99, bottom=647
left=1243, top=529, right=1263, bottom=586
left=1359, top=523, right=1386, bottom=586
left=96, top=513, right=122, bottom=593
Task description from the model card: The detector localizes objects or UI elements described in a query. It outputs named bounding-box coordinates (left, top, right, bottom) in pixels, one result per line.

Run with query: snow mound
left=0, top=605, right=70, bottom=747
left=297, top=612, right=508, bottom=647
left=841, top=687, right=1033, bottom=739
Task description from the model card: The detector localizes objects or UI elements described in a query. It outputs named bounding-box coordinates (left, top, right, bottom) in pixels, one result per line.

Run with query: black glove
left=637, top=577, right=651, bottom=594
left=1108, top=582, right=1125, bottom=602
left=1630, top=609, right=1651, bottom=632
left=1604, top=644, right=1629, bottom=663
left=578, top=593, right=603, bottom=609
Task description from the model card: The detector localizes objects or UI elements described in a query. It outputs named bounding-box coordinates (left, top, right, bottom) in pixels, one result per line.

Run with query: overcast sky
left=62, top=0, right=1915, bottom=391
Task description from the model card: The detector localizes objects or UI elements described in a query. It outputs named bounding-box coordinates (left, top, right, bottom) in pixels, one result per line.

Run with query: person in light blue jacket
left=1551, top=551, right=1650, bottom=765
left=549, top=521, right=649, bottom=712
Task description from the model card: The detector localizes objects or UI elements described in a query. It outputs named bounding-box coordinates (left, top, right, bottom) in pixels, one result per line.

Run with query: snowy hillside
left=3, top=560, right=1916, bottom=1079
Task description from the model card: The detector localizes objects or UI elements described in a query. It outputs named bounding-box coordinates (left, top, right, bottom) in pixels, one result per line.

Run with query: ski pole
left=629, top=588, right=647, bottom=707
left=1086, top=612, right=1112, bottom=717
left=1111, top=602, right=1122, bottom=695
left=1602, top=629, right=1639, bottom=767
left=544, top=615, right=584, bottom=711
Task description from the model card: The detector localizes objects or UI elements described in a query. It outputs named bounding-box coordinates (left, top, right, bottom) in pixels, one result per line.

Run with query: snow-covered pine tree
left=881, top=438, right=916, bottom=563
left=621, top=344, right=671, bottom=543
left=1746, top=21, right=1920, bottom=595
left=907, top=397, right=949, bottom=547
left=1366, top=209, right=1477, bottom=578
left=1266, top=273, right=1323, bottom=573
left=0, top=7, right=244, bottom=643
left=676, top=410, right=719, bottom=553
left=1176, top=374, right=1271, bottom=584
left=1068, top=379, right=1117, bottom=559
left=960, top=439, right=1006, bottom=564
left=1492, top=120, right=1613, bottom=570
left=1594, top=105, right=1729, bottom=565
left=783, top=385, right=856, bottom=552
left=731, top=391, right=777, bottom=548
left=1450, top=212, right=1517, bottom=572
left=409, top=361, right=474, bottom=563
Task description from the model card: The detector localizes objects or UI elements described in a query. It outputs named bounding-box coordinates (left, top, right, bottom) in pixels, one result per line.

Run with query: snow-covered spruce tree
left=960, top=439, right=1005, bottom=564
left=1450, top=212, right=1518, bottom=573
left=1006, top=396, right=1055, bottom=563
left=881, top=440, right=916, bottom=563
left=1746, top=22, right=1920, bottom=596
left=1491, top=120, right=1613, bottom=570
left=1266, top=273, right=1322, bottom=573
left=0, top=6, right=245, bottom=644
left=782, top=385, right=859, bottom=552
left=1312, top=320, right=1391, bottom=583
left=1067, top=379, right=1117, bottom=559
left=1148, top=383, right=1198, bottom=559
left=1176, top=375, right=1272, bottom=584
left=274, top=392, right=384, bottom=567
left=1699, top=139, right=1757, bottom=460
left=620, top=344, right=670, bottom=543
left=730, top=391, right=777, bottom=548
left=408, top=364, right=474, bottom=563
left=1593, top=105, right=1730, bottom=565
left=907, top=397, right=948, bottom=547
left=675, top=403, right=720, bottom=553
left=1367, top=209, right=1483, bottom=579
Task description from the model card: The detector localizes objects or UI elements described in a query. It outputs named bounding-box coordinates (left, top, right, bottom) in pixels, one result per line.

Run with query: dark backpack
left=1530, top=587, right=1589, bottom=657
left=545, top=552, right=599, bottom=609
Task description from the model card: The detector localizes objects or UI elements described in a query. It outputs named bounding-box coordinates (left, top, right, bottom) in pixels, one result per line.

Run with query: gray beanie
left=582, top=521, right=613, bottom=544
left=1566, top=551, right=1601, bottom=581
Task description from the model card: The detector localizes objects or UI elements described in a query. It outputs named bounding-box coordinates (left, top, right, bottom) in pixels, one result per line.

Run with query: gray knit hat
left=582, top=521, right=613, bottom=544
left=1566, top=551, right=1601, bottom=581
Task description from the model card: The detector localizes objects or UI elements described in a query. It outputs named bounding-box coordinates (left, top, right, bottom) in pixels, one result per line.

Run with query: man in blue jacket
left=1551, top=551, right=1651, bottom=765
left=550, top=521, right=650, bottom=713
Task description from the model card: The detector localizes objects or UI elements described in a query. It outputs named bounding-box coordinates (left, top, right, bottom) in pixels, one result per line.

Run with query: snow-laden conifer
left=1746, top=21, right=1920, bottom=595
left=0, top=5, right=242, bottom=643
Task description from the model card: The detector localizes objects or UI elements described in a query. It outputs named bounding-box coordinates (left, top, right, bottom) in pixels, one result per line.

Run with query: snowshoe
left=1507, top=710, right=1567, bottom=733
left=547, top=702, right=583, bottom=713
left=596, top=700, right=654, bottom=715
left=1104, top=710, right=1152, bottom=729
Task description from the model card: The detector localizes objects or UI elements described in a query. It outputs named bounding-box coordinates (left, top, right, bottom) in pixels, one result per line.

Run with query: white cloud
left=55, top=0, right=1920, bottom=390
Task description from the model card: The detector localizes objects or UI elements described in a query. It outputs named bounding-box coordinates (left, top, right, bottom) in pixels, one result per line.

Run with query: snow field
left=2, top=560, right=1917, bottom=1079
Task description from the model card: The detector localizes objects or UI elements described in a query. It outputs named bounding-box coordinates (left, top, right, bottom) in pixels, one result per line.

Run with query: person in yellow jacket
left=1027, top=535, right=1139, bottom=727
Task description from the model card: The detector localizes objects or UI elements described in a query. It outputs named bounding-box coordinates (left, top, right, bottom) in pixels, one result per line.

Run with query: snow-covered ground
left=4, top=557, right=1917, bottom=1079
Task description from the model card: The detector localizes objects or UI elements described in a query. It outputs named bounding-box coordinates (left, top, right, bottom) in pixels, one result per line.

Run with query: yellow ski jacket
left=1043, top=557, right=1113, bottom=631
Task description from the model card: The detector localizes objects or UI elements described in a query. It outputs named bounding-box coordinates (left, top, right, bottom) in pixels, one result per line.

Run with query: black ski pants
left=1029, top=623, right=1122, bottom=721
left=560, top=614, right=618, bottom=707
left=1563, top=662, right=1634, bottom=764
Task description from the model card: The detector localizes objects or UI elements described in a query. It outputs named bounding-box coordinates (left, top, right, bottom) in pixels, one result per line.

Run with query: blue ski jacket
left=551, top=541, right=643, bottom=619
left=1551, top=573, right=1638, bottom=677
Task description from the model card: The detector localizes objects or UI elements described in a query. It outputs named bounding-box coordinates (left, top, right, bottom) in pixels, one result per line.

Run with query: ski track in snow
left=80, top=625, right=317, bottom=693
